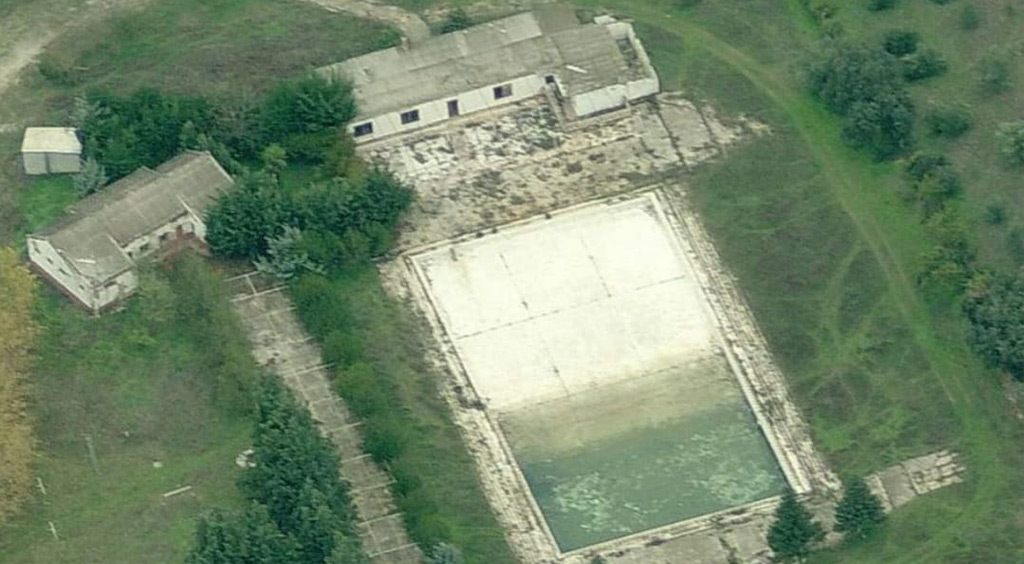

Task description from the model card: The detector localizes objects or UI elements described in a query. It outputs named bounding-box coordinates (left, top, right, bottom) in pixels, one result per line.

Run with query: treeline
left=204, top=166, right=412, bottom=271
left=75, top=73, right=358, bottom=181
left=187, top=375, right=365, bottom=564
left=0, top=247, right=38, bottom=526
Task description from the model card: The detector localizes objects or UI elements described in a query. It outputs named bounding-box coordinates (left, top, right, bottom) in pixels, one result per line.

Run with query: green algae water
left=501, top=358, right=787, bottom=551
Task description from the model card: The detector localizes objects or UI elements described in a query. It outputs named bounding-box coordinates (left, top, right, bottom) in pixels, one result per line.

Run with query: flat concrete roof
left=320, top=6, right=637, bottom=119
left=21, top=127, right=82, bottom=154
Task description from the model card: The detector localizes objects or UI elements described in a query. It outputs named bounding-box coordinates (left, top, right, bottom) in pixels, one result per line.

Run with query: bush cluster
left=187, top=376, right=366, bottom=564
left=77, top=73, right=356, bottom=183
left=804, top=41, right=914, bottom=159
left=290, top=274, right=455, bottom=550
left=205, top=165, right=412, bottom=266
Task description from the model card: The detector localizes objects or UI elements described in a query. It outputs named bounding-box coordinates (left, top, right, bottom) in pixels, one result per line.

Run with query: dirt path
left=297, top=0, right=430, bottom=41
left=0, top=0, right=148, bottom=117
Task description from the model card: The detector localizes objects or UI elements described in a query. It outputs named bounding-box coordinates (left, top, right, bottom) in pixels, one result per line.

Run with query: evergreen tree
left=834, top=477, right=886, bottom=539
left=238, top=376, right=355, bottom=535
left=767, top=490, right=825, bottom=562
left=186, top=504, right=299, bottom=564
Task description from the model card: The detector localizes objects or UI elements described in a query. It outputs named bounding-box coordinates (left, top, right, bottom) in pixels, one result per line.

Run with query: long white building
left=27, top=151, right=232, bottom=313
left=320, top=6, right=659, bottom=143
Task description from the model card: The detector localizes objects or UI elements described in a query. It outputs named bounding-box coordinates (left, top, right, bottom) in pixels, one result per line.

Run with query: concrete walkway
left=228, top=272, right=423, bottom=564
left=296, top=0, right=430, bottom=42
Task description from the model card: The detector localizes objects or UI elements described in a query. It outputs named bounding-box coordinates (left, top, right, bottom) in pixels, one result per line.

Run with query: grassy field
left=582, top=0, right=1024, bottom=562
left=820, top=0, right=1024, bottom=271
left=0, top=261, right=254, bottom=564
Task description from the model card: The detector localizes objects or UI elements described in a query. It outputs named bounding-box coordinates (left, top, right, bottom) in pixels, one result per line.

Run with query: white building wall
left=22, top=153, right=48, bottom=175
left=350, top=74, right=546, bottom=143
left=27, top=237, right=99, bottom=310
left=122, top=213, right=203, bottom=258
left=571, top=85, right=629, bottom=117
left=22, top=152, right=82, bottom=175
left=94, top=270, right=137, bottom=310
left=46, top=153, right=82, bottom=174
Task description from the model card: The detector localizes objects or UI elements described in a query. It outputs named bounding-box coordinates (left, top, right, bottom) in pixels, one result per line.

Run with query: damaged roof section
left=320, top=5, right=649, bottom=120
left=32, top=150, right=232, bottom=284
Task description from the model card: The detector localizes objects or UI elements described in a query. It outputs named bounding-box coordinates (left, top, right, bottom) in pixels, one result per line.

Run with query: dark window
left=447, top=99, right=460, bottom=118
left=544, top=75, right=556, bottom=85
left=493, top=84, right=513, bottom=99
left=400, top=110, right=420, bottom=124
left=353, top=122, right=374, bottom=137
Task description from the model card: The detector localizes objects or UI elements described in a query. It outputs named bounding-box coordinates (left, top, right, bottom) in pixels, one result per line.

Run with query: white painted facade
left=349, top=74, right=544, bottom=142
left=27, top=210, right=202, bottom=312
left=22, top=152, right=82, bottom=175
left=27, top=237, right=134, bottom=311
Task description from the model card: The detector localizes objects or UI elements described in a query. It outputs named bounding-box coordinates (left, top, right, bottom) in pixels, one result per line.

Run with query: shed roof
left=32, top=151, right=233, bottom=284
left=319, top=6, right=635, bottom=119
left=21, top=127, right=82, bottom=155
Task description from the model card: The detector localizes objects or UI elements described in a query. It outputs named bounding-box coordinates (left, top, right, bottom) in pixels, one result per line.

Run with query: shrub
left=186, top=505, right=300, bottom=564
left=834, top=477, right=886, bottom=539
left=206, top=172, right=288, bottom=260
left=984, top=202, right=1008, bottom=225
left=74, top=157, right=108, bottom=197
left=261, top=74, right=356, bottom=151
left=960, top=4, right=980, bottom=30
left=768, top=490, right=825, bottom=561
left=924, top=104, right=972, bottom=138
left=867, top=0, right=895, bottom=11
left=255, top=226, right=325, bottom=281
left=440, top=8, right=472, bottom=33
left=996, top=120, right=1024, bottom=166
left=964, top=271, right=1024, bottom=380
left=905, top=152, right=949, bottom=182
left=805, top=41, right=913, bottom=159
left=840, top=88, right=915, bottom=160
left=902, top=49, right=948, bottom=81
left=1008, top=227, right=1024, bottom=263
left=882, top=30, right=919, bottom=56
left=978, top=53, right=1012, bottom=94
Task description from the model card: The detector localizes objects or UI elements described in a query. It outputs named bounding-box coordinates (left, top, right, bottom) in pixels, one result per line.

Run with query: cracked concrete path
left=229, top=272, right=424, bottom=564
left=296, top=0, right=430, bottom=42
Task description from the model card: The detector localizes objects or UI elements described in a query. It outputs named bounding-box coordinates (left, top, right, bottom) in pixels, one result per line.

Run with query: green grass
left=818, top=0, right=1024, bottom=270
left=573, top=0, right=1024, bottom=562
left=0, top=263, right=255, bottom=564
left=17, top=176, right=75, bottom=235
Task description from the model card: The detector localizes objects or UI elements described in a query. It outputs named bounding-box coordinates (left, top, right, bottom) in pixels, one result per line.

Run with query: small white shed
left=21, top=127, right=82, bottom=175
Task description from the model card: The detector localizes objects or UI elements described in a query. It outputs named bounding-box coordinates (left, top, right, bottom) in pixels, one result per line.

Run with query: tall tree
left=186, top=505, right=299, bottom=564
left=767, top=490, right=825, bottom=562
left=834, top=477, right=886, bottom=540
left=238, top=376, right=355, bottom=535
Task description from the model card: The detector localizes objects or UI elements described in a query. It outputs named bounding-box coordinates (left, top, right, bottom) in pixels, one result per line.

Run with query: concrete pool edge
left=388, top=188, right=839, bottom=563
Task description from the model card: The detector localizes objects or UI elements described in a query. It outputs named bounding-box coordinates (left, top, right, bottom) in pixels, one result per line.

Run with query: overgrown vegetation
left=0, top=248, right=37, bottom=527
left=290, top=268, right=517, bottom=564
left=188, top=375, right=364, bottom=564
left=2, top=256, right=256, bottom=563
